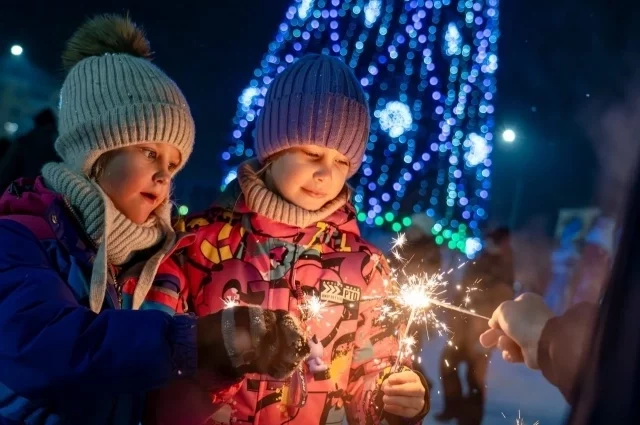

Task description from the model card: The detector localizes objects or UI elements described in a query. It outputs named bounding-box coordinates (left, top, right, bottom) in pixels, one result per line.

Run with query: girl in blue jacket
left=0, top=14, right=306, bottom=425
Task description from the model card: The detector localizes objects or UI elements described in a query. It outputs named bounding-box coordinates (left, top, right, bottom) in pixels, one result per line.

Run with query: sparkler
left=363, top=292, right=490, bottom=321
left=370, top=232, right=491, bottom=380
left=513, top=410, right=540, bottom=425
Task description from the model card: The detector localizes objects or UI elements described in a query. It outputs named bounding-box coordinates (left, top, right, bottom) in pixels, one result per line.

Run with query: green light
left=392, top=222, right=402, bottom=232
left=448, top=241, right=457, bottom=250
left=452, top=233, right=460, bottom=242
left=178, top=205, right=189, bottom=216
left=402, top=217, right=412, bottom=227
left=375, top=216, right=384, bottom=226
left=435, top=236, right=444, bottom=245
left=457, top=241, right=465, bottom=250
left=459, top=223, right=467, bottom=231
left=357, top=212, right=367, bottom=222
left=443, top=229, right=452, bottom=239
left=385, top=212, right=395, bottom=222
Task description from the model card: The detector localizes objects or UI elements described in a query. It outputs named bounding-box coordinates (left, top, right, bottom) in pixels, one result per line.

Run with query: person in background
left=569, top=215, right=616, bottom=305
left=0, top=108, right=59, bottom=191
left=0, top=137, right=10, bottom=159
left=544, top=217, right=582, bottom=314
left=437, top=227, right=515, bottom=425
left=402, top=213, right=442, bottom=277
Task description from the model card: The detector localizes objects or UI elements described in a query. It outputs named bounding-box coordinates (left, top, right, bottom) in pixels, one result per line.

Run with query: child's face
left=97, top=143, right=181, bottom=224
left=268, top=146, right=350, bottom=211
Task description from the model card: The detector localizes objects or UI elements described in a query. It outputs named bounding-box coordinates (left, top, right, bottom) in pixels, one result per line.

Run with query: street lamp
left=501, top=127, right=523, bottom=228
left=10, top=45, right=23, bottom=56
left=502, top=129, right=516, bottom=143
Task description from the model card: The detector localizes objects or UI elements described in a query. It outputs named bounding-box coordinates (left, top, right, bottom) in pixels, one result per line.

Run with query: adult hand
left=479, top=293, right=554, bottom=369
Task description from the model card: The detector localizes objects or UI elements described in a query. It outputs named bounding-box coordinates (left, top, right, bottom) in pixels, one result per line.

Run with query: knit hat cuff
left=256, top=92, right=370, bottom=177
left=55, top=102, right=195, bottom=174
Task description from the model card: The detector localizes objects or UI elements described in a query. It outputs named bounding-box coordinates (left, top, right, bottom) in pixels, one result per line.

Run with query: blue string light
left=222, top=0, right=500, bottom=255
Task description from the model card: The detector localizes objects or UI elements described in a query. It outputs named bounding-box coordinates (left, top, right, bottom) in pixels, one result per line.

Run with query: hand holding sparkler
left=479, top=293, right=554, bottom=368
left=380, top=370, right=427, bottom=418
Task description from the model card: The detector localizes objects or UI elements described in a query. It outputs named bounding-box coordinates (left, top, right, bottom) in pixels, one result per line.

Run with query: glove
left=197, top=306, right=309, bottom=379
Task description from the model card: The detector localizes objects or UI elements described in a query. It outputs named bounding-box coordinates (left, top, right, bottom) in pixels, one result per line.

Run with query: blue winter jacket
left=0, top=178, right=198, bottom=425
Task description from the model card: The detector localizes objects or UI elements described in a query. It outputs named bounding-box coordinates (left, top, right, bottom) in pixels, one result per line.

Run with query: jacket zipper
left=109, top=267, right=122, bottom=307
left=62, top=197, right=122, bottom=308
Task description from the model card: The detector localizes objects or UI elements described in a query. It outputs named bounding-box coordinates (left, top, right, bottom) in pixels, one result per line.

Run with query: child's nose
left=154, top=168, right=171, bottom=184
left=314, top=162, right=332, bottom=180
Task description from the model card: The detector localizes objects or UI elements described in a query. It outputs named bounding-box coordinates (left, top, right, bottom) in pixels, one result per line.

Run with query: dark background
left=2, top=0, right=637, bottom=232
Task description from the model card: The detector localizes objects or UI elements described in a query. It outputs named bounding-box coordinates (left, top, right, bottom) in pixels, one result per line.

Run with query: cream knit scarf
left=237, top=159, right=350, bottom=228
left=42, top=162, right=176, bottom=312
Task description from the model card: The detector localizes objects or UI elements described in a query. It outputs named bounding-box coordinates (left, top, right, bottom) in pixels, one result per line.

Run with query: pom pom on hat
left=62, top=14, right=152, bottom=72
left=55, top=14, right=195, bottom=175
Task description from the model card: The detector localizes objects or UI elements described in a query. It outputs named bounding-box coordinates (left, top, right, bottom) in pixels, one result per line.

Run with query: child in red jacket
left=150, top=54, right=430, bottom=425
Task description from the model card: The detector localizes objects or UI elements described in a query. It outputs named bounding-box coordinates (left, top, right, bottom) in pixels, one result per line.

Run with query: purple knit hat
left=255, top=54, right=370, bottom=178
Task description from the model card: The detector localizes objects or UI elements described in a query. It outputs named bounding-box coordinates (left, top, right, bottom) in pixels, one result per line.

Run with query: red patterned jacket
left=145, top=184, right=429, bottom=425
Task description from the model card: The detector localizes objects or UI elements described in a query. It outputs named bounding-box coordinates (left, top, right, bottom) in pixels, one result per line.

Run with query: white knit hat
left=57, top=14, right=195, bottom=174
left=42, top=14, right=194, bottom=313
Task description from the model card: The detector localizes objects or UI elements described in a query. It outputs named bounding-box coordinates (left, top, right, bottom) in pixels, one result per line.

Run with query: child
left=0, top=15, right=306, bottom=425
left=154, top=54, right=430, bottom=425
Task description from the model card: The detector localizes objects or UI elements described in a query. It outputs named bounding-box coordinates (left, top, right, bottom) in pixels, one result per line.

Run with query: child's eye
left=303, top=150, right=320, bottom=158
left=141, top=148, right=157, bottom=160
left=336, top=159, right=350, bottom=167
left=168, top=163, right=178, bottom=172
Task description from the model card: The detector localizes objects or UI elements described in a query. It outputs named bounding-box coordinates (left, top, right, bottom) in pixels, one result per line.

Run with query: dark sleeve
left=537, top=302, right=599, bottom=401
left=0, top=220, right=197, bottom=415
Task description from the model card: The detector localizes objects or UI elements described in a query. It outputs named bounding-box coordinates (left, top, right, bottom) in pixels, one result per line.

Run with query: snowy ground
left=420, top=337, right=570, bottom=425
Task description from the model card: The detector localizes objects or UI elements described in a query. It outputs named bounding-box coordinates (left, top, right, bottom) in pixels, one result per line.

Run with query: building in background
left=220, top=0, right=499, bottom=256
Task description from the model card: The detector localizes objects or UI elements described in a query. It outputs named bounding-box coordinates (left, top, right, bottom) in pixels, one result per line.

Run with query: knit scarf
left=42, top=162, right=176, bottom=312
left=237, top=159, right=350, bottom=228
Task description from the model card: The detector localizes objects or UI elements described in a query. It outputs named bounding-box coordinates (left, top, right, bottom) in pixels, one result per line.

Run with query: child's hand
left=381, top=370, right=426, bottom=418
left=479, top=293, right=555, bottom=369
left=197, top=306, right=309, bottom=379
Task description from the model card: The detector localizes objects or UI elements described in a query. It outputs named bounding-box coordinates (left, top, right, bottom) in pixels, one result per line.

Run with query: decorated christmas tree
left=221, top=0, right=499, bottom=256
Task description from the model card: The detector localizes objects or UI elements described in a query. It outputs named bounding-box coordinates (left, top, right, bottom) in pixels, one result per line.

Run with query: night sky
left=2, top=0, right=637, bottom=232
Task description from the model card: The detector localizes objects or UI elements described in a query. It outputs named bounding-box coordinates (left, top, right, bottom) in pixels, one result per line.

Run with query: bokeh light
left=221, top=0, right=499, bottom=255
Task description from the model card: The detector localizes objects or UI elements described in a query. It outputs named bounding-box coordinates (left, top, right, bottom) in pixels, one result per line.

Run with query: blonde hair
left=89, top=151, right=115, bottom=181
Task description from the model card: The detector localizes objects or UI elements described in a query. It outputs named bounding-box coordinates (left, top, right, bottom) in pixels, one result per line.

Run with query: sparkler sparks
left=298, top=232, right=487, bottom=393
left=391, top=232, right=407, bottom=250
left=364, top=271, right=489, bottom=336
left=514, top=410, right=539, bottom=425
left=390, top=232, right=408, bottom=263
left=298, top=294, right=327, bottom=321
left=222, top=296, right=239, bottom=309
left=366, top=233, right=489, bottom=380
left=398, top=335, right=416, bottom=359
